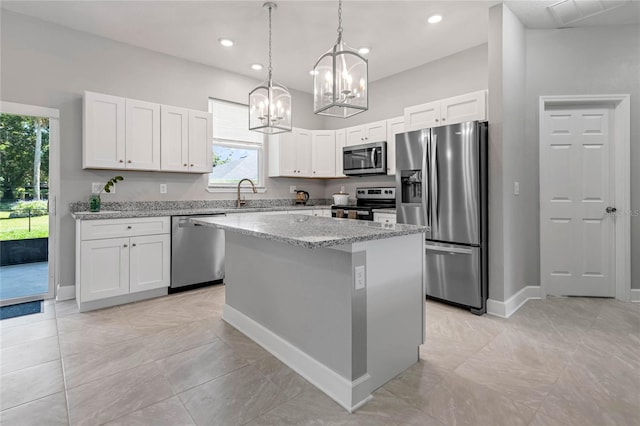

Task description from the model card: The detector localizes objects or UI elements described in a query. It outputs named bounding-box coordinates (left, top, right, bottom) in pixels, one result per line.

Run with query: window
left=208, top=99, right=265, bottom=190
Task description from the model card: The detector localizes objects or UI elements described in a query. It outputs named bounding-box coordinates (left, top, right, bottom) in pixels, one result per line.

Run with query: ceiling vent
left=547, top=0, right=629, bottom=26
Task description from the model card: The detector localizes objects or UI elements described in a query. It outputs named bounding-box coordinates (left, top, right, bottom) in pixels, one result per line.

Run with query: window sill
left=206, top=186, right=267, bottom=194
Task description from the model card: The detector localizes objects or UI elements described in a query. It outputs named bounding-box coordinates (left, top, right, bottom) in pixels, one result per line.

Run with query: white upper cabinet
left=404, top=90, right=487, bottom=132
left=335, top=129, right=346, bottom=178
left=404, top=100, right=440, bottom=131
left=160, top=106, right=189, bottom=172
left=345, top=120, right=388, bottom=146
left=187, top=110, right=213, bottom=173
left=386, top=116, right=404, bottom=176
left=125, top=99, right=161, bottom=170
left=311, top=130, right=336, bottom=178
left=269, top=128, right=313, bottom=177
left=83, top=92, right=126, bottom=169
left=84, top=91, right=210, bottom=173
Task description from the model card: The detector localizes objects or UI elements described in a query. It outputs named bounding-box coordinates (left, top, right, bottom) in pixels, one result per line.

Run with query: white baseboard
left=222, top=304, right=371, bottom=412
left=631, top=289, right=640, bottom=303
left=56, top=284, right=75, bottom=301
left=487, top=285, right=541, bottom=318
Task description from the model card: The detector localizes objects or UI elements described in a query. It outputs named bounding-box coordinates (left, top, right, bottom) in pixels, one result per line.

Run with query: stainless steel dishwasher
left=171, top=214, right=225, bottom=292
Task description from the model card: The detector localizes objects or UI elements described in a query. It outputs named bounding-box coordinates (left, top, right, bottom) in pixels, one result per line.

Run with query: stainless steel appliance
left=396, top=121, right=488, bottom=314
left=343, top=141, right=387, bottom=175
left=331, top=187, right=395, bottom=220
left=171, top=214, right=226, bottom=292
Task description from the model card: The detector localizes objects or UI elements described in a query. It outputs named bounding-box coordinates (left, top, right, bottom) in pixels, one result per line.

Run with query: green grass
left=0, top=215, right=49, bottom=240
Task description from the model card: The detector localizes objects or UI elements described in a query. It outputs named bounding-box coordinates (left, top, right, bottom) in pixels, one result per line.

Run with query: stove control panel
left=356, top=187, right=395, bottom=200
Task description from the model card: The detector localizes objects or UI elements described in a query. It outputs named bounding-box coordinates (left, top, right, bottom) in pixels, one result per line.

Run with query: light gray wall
left=525, top=24, right=640, bottom=290
left=0, top=10, right=325, bottom=287
left=324, top=44, right=489, bottom=197
left=487, top=4, right=528, bottom=302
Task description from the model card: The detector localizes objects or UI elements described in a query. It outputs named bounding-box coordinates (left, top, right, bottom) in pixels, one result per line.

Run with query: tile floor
left=0, top=285, right=638, bottom=426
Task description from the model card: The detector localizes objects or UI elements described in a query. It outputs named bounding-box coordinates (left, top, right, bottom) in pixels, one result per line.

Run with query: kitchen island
left=192, top=214, right=426, bottom=412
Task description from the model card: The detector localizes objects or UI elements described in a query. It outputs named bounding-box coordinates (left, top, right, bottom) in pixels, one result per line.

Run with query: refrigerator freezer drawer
left=425, top=242, right=481, bottom=309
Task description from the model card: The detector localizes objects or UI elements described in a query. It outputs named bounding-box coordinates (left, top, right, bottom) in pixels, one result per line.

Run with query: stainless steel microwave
left=343, top=141, right=387, bottom=176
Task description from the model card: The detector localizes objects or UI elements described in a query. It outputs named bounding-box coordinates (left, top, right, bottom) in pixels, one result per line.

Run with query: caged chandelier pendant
left=249, top=2, right=292, bottom=134
left=313, top=0, right=368, bottom=118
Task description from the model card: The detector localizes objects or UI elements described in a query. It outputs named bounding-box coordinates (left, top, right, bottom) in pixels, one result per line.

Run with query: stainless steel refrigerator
left=396, top=121, right=488, bottom=314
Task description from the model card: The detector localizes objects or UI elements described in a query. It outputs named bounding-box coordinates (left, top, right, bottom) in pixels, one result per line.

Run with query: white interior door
left=540, top=105, right=615, bottom=297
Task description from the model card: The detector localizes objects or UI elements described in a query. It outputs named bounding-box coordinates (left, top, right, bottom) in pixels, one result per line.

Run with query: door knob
left=605, top=207, right=617, bottom=213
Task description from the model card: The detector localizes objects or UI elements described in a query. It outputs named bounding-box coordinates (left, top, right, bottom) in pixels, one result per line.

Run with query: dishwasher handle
left=177, top=213, right=226, bottom=228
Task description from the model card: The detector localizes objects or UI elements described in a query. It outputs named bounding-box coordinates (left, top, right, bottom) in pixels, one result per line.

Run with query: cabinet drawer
left=80, top=217, right=170, bottom=240
left=374, top=213, right=397, bottom=224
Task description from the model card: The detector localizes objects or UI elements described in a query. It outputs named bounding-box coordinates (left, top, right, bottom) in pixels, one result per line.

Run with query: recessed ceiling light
left=428, top=15, right=442, bottom=24
left=218, top=38, right=234, bottom=47
left=358, top=47, right=370, bottom=55
left=251, top=63, right=263, bottom=71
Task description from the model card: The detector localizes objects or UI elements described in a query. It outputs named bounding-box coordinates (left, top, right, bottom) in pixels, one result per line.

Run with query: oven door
left=343, top=142, right=387, bottom=175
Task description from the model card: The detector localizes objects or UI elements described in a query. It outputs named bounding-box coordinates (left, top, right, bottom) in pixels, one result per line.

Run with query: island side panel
left=223, top=232, right=355, bottom=380
left=354, top=233, right=425, bottom=391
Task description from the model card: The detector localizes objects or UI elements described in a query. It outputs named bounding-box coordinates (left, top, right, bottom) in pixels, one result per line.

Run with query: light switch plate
left=160, top=184, right=167, bottom=194
left=91, top=182, right=103, bottom=194
left=514, top=181, right=520, bottom=196
left=355, top=265, right=365, bottom=290
left=289, top=185, right=296, bottom=194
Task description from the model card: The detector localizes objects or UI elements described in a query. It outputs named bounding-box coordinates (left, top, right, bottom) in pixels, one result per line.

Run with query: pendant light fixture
left=313, top=0, right=368, bottom=118
left=249, top=2, right=292, bottom=134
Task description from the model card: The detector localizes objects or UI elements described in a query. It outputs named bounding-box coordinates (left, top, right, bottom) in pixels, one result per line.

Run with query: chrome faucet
left=237, top=178, right=257, bottom=208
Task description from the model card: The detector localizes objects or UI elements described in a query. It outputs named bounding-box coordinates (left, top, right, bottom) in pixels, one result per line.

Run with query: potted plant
left=89, top=176, right=124, bottom=212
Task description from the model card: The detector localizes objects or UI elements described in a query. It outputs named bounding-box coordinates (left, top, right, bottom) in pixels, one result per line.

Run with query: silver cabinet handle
left=606, top=207, right=617, bottom=213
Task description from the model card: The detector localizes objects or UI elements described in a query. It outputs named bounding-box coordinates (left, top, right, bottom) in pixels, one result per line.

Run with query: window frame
left=207, top=98, right=267, bottom=192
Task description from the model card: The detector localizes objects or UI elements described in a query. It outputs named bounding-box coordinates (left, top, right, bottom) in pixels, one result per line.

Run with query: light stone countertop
left=191, top=214, right=426, bottom=249
left=71, top=205, right=331, bottom=220
left=372, top=208, right=396, bottom=214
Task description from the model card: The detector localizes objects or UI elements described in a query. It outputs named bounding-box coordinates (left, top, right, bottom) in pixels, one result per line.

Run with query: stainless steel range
left=331, top=187, right=396, bottom=221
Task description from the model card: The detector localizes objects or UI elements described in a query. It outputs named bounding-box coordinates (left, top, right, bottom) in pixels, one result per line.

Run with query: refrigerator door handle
left=425, top=245, right=473, bottom=255
left=431, top=134, right=439, bottom=234
left=422, top=133, right=430, bottom=227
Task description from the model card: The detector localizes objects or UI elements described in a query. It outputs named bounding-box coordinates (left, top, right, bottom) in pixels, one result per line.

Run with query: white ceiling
left=2, top=1, right=638, bottom=93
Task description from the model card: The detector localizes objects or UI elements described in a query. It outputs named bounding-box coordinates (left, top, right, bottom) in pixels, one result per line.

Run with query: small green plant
left=102, top=176, right=124, bottom=194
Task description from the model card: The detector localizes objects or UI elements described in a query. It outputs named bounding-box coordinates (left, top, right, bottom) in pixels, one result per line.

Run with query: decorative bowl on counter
left=332, top=193, right=349, bottom=205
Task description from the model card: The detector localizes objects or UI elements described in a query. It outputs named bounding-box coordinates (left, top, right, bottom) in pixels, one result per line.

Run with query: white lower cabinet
left=76, top=217, right=170, bottom=308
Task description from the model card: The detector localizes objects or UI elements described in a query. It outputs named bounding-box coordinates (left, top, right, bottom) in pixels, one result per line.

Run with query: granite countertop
left=191, top=214, right=427, bottom=249
left=71, top=204, right=331, bottom=220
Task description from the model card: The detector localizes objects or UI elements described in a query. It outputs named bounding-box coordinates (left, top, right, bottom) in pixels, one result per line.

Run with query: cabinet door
left=80, top=237, right=129, bottom=302
left=188, top=110, right=213, bottom=173
left=83, top=92, right=126, bottom=169
left=125, top=99, right=161, bottom=170
left=404, top=100, right=441, bottom=131
left=279, top=131, right=297, bottom=176
left=335, top=129, right=346, bottom=177
left=440, top=90, right=487, bottom=126
left=129, top=234, right=170, bottom=293
left=160, top=105, right=188, bottom=172
left=346, top=126, right=365, bottom=146
left=295, top=128, right=312, bottom=177
left=311, top=130, right=336, bottom=178
left=364, top=120, right=387, bottom=143
left=386, top=117, right=404, bottom=176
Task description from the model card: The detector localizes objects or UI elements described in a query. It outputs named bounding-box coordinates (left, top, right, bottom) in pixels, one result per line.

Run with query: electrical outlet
left=160, top=184, right=167, bottom=194
left=289, top=185, right=297, bottom=194
left=340, top=186, right=345, bottom=193
left=355, top=265, right=366, bottom=290
left=514, top=181, right=520, bottom=196
left=91, top=182, right=103, bottom=194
